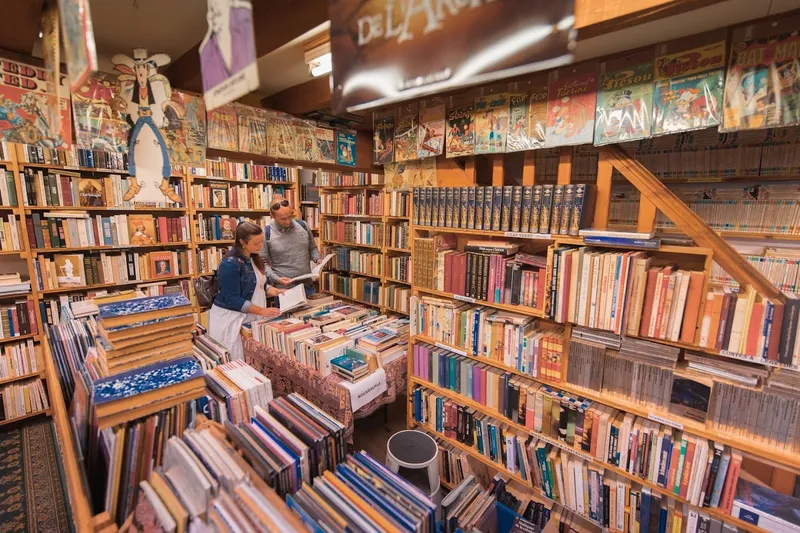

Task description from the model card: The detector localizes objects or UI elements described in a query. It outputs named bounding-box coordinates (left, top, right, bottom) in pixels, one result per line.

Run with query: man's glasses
left=271, top=200, right=290, bottom=211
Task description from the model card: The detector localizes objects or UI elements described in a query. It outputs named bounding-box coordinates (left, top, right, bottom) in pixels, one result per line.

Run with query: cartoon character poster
left=337, top=130, right=356, bottom=167
left=445, top=104, right=474, bottom=158
left=373, top=111, right=395, bottom=165
left=236, top=105, right=267, bottom=154
left=653, top=40, right=725, bottom=135
left=207, top=104, right=238, bottom=150
left=294, top=120, right=317, bottom=162
left=385, top=159, right=437, bottom=190
left=595, top=62, right=654, bottom=145
left=266, top=112, right=296, bottom=160
left=315, top=127, right=335, bottom=164
left=507, top=86, right=547, bottom=151
left=164, top=90, right=206, bottom=168
left=58, top=0, right=98, bottom=93
left=474, top=93, right=510, bottom=154
left=72, top=72, right=130, bottom=153
left=545, top=72, right=598, bottom=147
left=417, top=99, right=445, bottom=158
left=0, top=58, right=72, bottom=148
left=394, top=102, right=418, bottom=162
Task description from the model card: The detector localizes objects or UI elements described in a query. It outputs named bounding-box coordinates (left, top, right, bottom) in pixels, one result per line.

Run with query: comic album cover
left=507, top=83, right=547, bottom=151
left=545, top=73, right=598, bottom=147
left=266, top=113, right=296, bottom=160
left=294, top=120, right=317, bottom=162
left=373, top=111, right=395, bottom=165
left=417, top=99, right=445, bottom=158
left=445, top=104, right=474, bottom=158
left=394, top=102, right=418, bottom=162
left=315, top=127, right=335, bottom=164
left=237, top=105, right=267, bottom=155
left=474, top=93, right=510, bottom=154
left=206, top=104, right=238, bottom=151
left=595, top=62, right=654, bottom=145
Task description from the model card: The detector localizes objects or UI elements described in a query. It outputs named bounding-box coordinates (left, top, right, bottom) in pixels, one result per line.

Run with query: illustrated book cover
left=373, top=111, right=395, bottom=165
left=150, top=252, right=175, bottom=279
left=595, top=61, right=654, bottom=145
left=394, top=102, right=419, bottom=162
left=507, top=83, right=547, bottom=151
left=446, top=104, right=474, bottom=158
left=336, top=131, right=356, bottom=167
left=128, top=214, right=157, bottom=245
left=417, top=99, right=445, bottom=158
left=545, top=72, right=598, bottom=147
left=78, top=177, right=105, bottom=207
left=315, top=127, right=336, bottom=164
left=295, top=120, right=317, bottom=162
left=474, top=92, right=510, bottom=154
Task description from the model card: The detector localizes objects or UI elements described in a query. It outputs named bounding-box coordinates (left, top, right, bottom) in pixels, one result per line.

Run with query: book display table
left=242, top=337, right=407, bottom=441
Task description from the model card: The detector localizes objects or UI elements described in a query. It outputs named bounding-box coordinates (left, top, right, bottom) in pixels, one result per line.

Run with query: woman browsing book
left=209, top=222, right=284, bottom=360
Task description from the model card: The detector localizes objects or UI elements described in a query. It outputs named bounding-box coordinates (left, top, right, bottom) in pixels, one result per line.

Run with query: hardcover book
left=98, top=294, right=192, bottom=321
left=395, top=102, right=419, bottom=162
left=545, top=72, right=598, bottom=147
left=92, top=356, right=202, bottom=405
left=336, top=131, right=357, bottom=167
left=315, top=127, right=336, bottom=164
left=295, top=121, right=317, bottom=162
left=373, top=111, right=395, bottom=165
left=237, top=105, right=268, bottom=155
left=128, top=214, right=157, bottom=246
left=266, top=114, right=297, bottom=160
left=219, top=218, right=234, bottom=240
left=78, top=178, right=104, bottom=207
left=209, top=183, right=228, bottom=208
left=55, top=254, right=85, bottom=287
left=446, top=104, right=474, bottom=158
left=474, top=93, right=510, bottom=154
left=150, top=252, right=175, bottom=279
left=507, top=83, right=547, bottom=151
left=418, top=99, right=445, bottom=159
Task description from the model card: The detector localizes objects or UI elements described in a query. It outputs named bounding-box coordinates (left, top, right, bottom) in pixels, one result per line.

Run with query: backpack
left=265, top=219, right=310, bottom=240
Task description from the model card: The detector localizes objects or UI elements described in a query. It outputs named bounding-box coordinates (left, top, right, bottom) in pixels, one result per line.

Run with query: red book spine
left=456, top=254, right=467, bottom=296
left=25, top=218, right=36, bottom=248
left=536, top=270, right=546, bottom=311
left=766, top=301, right=784, bottom=361
left=745, top=303, right=765, bottom=356
left=720, top=454, right=742, bottom=514
left=444, top=253, right=453, bottom=294
left=639, top=268, right=660, bottom=337
left=26, top=301, right=37, bottom=336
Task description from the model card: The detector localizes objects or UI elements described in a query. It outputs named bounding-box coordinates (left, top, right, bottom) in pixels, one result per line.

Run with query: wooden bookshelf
left=0, top=408, right=53, bottom=427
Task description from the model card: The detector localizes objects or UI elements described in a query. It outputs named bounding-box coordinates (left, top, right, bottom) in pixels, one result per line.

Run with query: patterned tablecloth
left=242, top=337, right=407, bottom=442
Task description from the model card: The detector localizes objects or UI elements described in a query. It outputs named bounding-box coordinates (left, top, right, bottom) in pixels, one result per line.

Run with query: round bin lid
left=387, top=430, right=437, bottom=465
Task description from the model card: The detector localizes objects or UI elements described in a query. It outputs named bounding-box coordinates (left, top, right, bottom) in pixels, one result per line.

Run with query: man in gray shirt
left=260, top=197, right=320, bottom=296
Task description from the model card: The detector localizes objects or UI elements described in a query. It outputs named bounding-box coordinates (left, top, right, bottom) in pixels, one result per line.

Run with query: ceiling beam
left=262, top=75, right=331, bottom=116
left=165, top=0, right=328, bottom=93
left=0, top=0, right=44, bottom=56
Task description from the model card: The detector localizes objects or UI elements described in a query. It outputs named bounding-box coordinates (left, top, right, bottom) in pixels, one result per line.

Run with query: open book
left=289, top=254, right=334, bottom=282
left=279, top=284, right=308, bottom=314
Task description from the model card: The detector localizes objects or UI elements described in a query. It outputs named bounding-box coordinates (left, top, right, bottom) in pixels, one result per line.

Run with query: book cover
left=128, top=214, right=157, bottom=246
left=78, top=178, right=104, bottom=207
left=266, top=114, right=297, bottom=159
left=654, top=41, right=725, bottom=135
left=669, top=376, right=711, bottom=423
left=595, top=62, right=654, bottom=145
left=237, top=105, right=268, bottom=155
left=315, top=127, right=336, bottom=164
left=373, top=111, right=395, bottom=165
left=219, top=218, right=234, bottom=240
left=92, top=356, right=202, bottom=405
left=98, top=294, right=192, bottom=320
left=55, top=254, right=85, bottom=287
left=394, top=102, right=419, bottom=162
left=150, top=252, right=175, bottom=279
left=446, top=104, right=474, bottom=158
left=209, top=183, right=228, bottom=208
left=474, top=93, right=510, bottom=154
left=207, top=104, right=238, bottom=151
left=545, top=72, right=598, bottom=147
left=733, top=477, right=800, bottom=531
left=336, top=131, right=357, bottom=167
left=295, top=121, right=317, bottom=162
left=418, top=99, right=445, bottom=158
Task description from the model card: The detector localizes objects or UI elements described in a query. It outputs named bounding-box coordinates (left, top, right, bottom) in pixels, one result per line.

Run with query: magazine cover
left=394, top=102, right=419, bottom=162
left=315, top=127, right=335, bottom=164
left=337, top=131, right=357, bottom=167
left=71, top=71, right=130, bottom=153
left=295, top=120, right=317, bottom=162
left=417, top=99, right=445, bottom=158
left=653, top=40, right=725, bottom=135
left=594, top=61, right=654, bottom=145
left=445, top=104, right=474, bottom=158
left=373, top=111, right=395, bottom=165
left=164, top=90, right=206, bottom=168
left=545, top=72, right=598, bottom=147
left=474, top=92, right=510, bottom=154
left=236, top=105, right=267, bottom=155
left=266, top=113, right=296, bottom=160
left=207, top=104, right=238, bottom=151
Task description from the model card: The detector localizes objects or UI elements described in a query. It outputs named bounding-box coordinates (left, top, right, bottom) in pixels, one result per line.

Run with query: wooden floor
left=351, top=395, right=408, bottom=462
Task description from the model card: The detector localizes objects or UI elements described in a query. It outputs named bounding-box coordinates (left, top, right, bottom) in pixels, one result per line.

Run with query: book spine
left=539, top=184, right=553, bottom=234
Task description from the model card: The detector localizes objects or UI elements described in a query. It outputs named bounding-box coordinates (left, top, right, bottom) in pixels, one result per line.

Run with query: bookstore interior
left=6, top=0, right=800, bottom=532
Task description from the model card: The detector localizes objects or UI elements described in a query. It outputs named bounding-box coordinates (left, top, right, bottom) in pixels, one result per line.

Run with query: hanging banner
left=329, top=0, right=576, bottom=112
left=72, top=72, right=130, bottom=153
left=41, top=4, right=62, bottom=137
left=58, top=0, right=98, bottom=93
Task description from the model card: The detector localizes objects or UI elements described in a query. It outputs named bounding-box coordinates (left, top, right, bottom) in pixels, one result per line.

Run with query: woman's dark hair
left=228, top=221, right=266, bottom=273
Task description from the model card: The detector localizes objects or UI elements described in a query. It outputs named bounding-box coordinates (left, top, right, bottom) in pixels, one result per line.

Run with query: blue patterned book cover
left=331, top=350, right=367, bottom=372
left=103, top=313, right=194, bottom=332
left=98, top=294, right=192, bottom=320
left=92, top=356, right=202, bottom=405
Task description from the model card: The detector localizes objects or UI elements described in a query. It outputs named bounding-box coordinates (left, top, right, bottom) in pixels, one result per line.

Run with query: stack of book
left=322, top=219, right=383, bottom=246
left=317, top=170, right=383, bottom=186
left=330, top=246, right=382, bottom=277
left=0, top=338, right=38, bottom=379
left=0, top=377, right=48, bottom=421
left=204, top=360, right=273, bottom=424
left=0, top=169, right=17, bottom=206
left=388, top=190, right=410, bottom=217
left=388, top=221, right=409, bottom=249
left=191, top=182, right=287, bottom=209
left=321, top=272, right=381, bottom=305
left=320, top=190, right=383, bottom=216
left=195, top=244, right=229, bottom=274
left=330, top=348, right=370, bottom=381
left=196, top=213, right=270, bottom=241
left=0, top=214, right=20, bottom=250
left=192, top=333, right=230, bottom=370
left=384, top=283, right=412, bottom=313
left=0, top=273, right=31, bottom=295
left=437, top=440, right=477, bottom=487
left=204, top=159, right=295, bottom=182
left=0, top=299, right=37, bottom=338
left=388, top=254, right=411, bottom=282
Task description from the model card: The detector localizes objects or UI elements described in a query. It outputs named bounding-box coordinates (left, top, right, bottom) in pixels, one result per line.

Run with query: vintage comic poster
left=199, top=0, right=259, bottom=110
left=207, top=104, right=238, bottom=151
left=445, top=104, right=474, bottom=158
left=164, top=91, right=206, bottom=168
left=315, top=127, right=335, bottom=164
left=236, top=105, right=267, bottom=154
left=417, top=99, right=445, bottom=158
left=0, top=58, right=73, bottom=148
left=385, top=159, right=437, bottom=190
left=474, top=93, right=510, bottom=154
left=507, top=86, right=547, bottom=151
left=394, top=102, right=418, bottom=162
left=266, top=113, right=296, bottom=160
left=373, top=111, right=395, bottom=165
left=58, top=0, right=98, bottom=93
left=337, top=130, right=357, bottom=167
left=41, top=5, right=62, bottom=138
left=295, top=120, right=317, bottom=162
left=72, top=72, right=129, bottom=153
left=653, top=40, right=725, bottom=135
left=545, top=72, right=598, bottom=147
left=595, top=62, right=654, bottom=145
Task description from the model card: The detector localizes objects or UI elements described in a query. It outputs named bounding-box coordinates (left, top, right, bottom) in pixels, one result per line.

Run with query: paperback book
left=474, top=93, right=510, bottom=154
left=446, top=104, right=475, bottom=158
left=545, top=72, right=598, bottom=147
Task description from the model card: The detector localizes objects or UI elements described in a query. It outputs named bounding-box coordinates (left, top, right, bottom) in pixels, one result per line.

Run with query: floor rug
left=0, top=418, right=71, bottom=532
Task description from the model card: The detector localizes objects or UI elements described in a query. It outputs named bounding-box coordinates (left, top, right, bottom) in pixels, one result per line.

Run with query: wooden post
left=637, top=196, right=657, bottom=234
left=491, top=155, right=504, bottom=186
left=593, top=152, right=613, bottom=230
left=557, top=147, right=572, bottom=185
left=522, top=151, right=536, bottom=186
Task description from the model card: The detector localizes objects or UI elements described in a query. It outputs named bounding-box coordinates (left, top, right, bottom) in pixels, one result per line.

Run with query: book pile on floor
left=203, top=360, right=273, bottom=424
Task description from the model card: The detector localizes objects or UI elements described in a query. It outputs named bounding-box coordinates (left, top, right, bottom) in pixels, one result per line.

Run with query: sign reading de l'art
left=329, top=0, right=576, bottom=112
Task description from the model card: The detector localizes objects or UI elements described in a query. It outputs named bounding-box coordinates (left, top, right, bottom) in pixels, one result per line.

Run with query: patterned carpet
left=0, top=419, right=71, bottom=532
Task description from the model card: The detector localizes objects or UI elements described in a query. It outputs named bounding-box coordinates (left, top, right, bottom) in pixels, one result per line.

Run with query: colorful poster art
left=72, top=72, right=130, bottom=152
left=295, top=120, right=317, bottom=162
left=199, top=0, right=259, bottom=111
left=373, top=111, right=395, bottom=165
left=236, top=105, right=267, bottom=154
left=654, top=40, right=725, bottom=135
left=545, top=72, right=598, bottom=147
left=417, top=99, right=445, bottom=158
left=337, top=130, right=357, bottom=167
left=207, top=104, right=238, bottom=151
left=164, top=91, right=206, bottom=168
left=507, top=85, right=547, bottom=151
left=394, top=102, right=418, bottom=162
left=445, top=104, right=474, bottom=158
left=58, top=0, right=98, bottom=93
left=0, top=58, right=73, bottom=148
left=474, top=92, right=510, bottom=154
left=41, top=5, right=62, bottom=138
left=266, top=113, right=296, bottom=160
left=384, top=158, right=437, bottom=190
left=315, top=127, right=335, bottom=164
left=594, top=62, right=654, bottom=145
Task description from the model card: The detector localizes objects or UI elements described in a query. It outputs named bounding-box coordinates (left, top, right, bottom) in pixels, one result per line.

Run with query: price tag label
left=538, top=433, right=594, bottom=462
left=504, top=231, right=552, bottom=240
left=435, top=342, right=467, bottom=357
left=647, top=413, right=683, bottom=430
left=454, top=294, right=476, bottom=304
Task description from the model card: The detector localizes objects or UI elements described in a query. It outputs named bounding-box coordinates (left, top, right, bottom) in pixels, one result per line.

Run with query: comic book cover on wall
left=207, top=104, right=238, bottom=151
left=507, top=82, right=547, bottom=151
left=295, top=120, right=317, bottom=162
left=164, top=90, right=206, bottom=169
left=373, top=110, right=395, bottom=165
left=723, top=32, right=800, bottom=131
left=545, top=72, right=598, bottom=147
left=394, top=102, right=418, bottom=162
left=72, top=71, right=129, bottom=153
left=266, top=112, right=296, bottom=160
left=653, top=41, right=725, bottom=135
left=474, top=92, right=510, bottom=154
left=385, top=159, right=437, bottom=190
left=417, top=98, right=445, bottom=158
left=337, top=130, right=357, bottom=167
left=0, top=58, right=73, bottom=148
left=445, top=104, right=474, bottom=158
left=595, top=62, right=654, bottom=145
left=315, top=127, right=335, bottom=164
left=237, top=105, right=267, bottom=155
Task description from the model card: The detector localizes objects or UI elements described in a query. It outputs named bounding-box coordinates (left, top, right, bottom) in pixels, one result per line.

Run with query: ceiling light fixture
left=304, top=38, right=331, bottom=78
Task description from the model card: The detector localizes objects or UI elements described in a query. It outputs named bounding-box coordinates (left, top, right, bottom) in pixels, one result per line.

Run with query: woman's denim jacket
left=213, top=251, right=263, bottom=313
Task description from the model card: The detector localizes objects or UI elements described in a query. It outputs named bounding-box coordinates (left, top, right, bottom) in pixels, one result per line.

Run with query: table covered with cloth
left=242, top=336, right=407, bottom=442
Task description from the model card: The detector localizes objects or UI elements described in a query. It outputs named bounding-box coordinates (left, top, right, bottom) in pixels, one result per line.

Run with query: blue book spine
left=488, top=424, right=497, bottom=461
left=438, top=353, right=446, bottom=387
left=710, top=453, right=731, bottom=508
left=583, top=236, right=660, bottom=249
left=657, top=435, right=672, bottom=488
left=449, top=357, right=456, bottom=391
left=436, top=397, right=442, bottom=433
left=472, top=310, right=480, bottom=356
left=762, top=301, right=775, bottom=359
left=659, top=505, right=667, bottom=533
left=639, top=490, right=651, bottom=533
